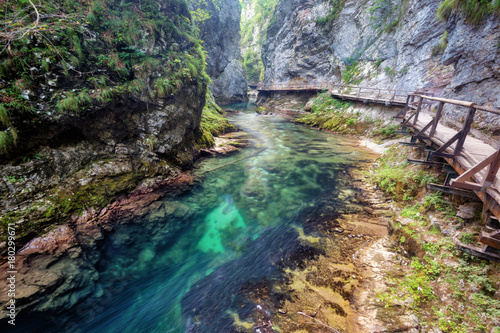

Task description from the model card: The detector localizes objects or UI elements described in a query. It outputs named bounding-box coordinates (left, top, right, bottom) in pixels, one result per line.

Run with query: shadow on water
left=5, top=103, right=376, bottom=332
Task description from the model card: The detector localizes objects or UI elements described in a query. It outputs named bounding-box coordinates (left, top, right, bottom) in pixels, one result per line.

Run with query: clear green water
left=12, top=103, right=374, bottom=333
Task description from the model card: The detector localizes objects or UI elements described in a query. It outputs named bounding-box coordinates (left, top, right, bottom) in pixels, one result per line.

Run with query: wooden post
left=413, top=96, right=423, bottom=126
left=357, top=87, right=361, bottom=98
left=429, top=101, right=444, bottom=137
left=454, top=106, right=476, bottom=156
left=482, top=147, right=500, bottom=190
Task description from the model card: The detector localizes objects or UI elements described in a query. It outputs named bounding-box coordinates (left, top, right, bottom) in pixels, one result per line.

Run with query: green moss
left=432, top=31, right=448, bottom=56
left=198, top=92, right=236, bottom=147
left=0, top=168, right=148, bottom=249
left=296, top=93, right=366, bottom=134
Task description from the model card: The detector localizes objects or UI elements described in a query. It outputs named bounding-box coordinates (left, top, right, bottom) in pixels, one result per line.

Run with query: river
left=10, top=103, right=375, bottom=332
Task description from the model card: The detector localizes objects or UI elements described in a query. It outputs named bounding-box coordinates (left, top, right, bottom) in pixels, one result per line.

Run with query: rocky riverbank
left=249, top=98, right=500, bottom=332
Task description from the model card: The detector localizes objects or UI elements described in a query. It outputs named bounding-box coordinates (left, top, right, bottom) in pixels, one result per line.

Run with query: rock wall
left=261, top=0, right=500, bottom=131
left=0, top=0, right=207, bottom=247
left=0, top=0, right=207, bottom=319
left=192, top=0, right=248, bottom=104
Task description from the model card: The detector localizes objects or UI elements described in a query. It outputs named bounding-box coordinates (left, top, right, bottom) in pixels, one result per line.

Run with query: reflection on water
left=11, top=103, right=375, bottom=333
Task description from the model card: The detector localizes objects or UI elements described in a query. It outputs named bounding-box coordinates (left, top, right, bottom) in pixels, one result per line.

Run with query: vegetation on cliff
left=0, top=0, right=209, bottom=156
left=437, top=0, right=500, bottom=25
left=0, top=0, right=223, bottom=249
left=296, top=92, right=399, bottom=138
left=198, top=92, right=236, bottom=147
left=240, top=0, right=278, bottom=82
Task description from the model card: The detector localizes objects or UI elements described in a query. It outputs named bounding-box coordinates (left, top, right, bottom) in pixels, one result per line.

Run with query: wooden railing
left=329, top=84, right=412, bottom=104
left=257, top=82, right=414, bottom=105
left=257, top=81, right=333, bottom=91
left=399, top=93, right=500, bottom=193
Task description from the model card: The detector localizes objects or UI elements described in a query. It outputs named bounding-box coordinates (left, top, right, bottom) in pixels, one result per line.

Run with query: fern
left=437, top=0, right=497, bottom=25
left=0, top=105, right=10, bottom=125
left=0, top=128, right=16, bottom=154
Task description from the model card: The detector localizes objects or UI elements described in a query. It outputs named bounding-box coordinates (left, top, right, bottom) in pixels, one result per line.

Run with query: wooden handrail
left=258, top=81, right=500, bottom=117
left=418, top=95, right=476, bottom=108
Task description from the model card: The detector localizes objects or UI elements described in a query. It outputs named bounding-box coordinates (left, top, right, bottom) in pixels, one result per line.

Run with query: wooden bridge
left=258, top=81, right=500, bottom=261
left=257, top=82, right=411, bottom=107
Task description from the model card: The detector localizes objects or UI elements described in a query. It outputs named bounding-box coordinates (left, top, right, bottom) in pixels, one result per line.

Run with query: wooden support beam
left=482, top=148, right=500, bottom=188
left=479, top=230, right=500, bottom=249
left=451, top=180, right=483, bottom=191
left=432, top=132, right=461, bottom=157
left=454, top=107, right=476, bottom=155
left=399, top=141, right=427, bottom=147
left=407, top=159, right=446, bottom=167
left=414, top=119, right=434, bottom=139
left=454, top=240, right=500, bottom=262
left=413, top=96, right=423, bottom=126
left=429, top=102, right=444, bottom=137
left=450, top=151, right=497, bottom=184
left=427, top=183, right=478, bottom=199
left=449, top=148, right=500, bottom=192
left=432, top=151, right=455, bottom=159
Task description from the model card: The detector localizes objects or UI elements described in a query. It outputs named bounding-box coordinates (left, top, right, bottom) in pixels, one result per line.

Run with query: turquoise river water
left=10, top=103, right=374, bottom=333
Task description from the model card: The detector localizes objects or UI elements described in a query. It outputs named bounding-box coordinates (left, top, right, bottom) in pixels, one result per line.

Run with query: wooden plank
left=427, top=183, right=478, bottom=199
left=479, top=230, right=500, bottom=249
left=454, top=239, right=500, bottom=262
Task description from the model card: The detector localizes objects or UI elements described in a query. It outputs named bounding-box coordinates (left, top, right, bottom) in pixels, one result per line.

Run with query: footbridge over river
left=258, top=82, right=500, bottom=261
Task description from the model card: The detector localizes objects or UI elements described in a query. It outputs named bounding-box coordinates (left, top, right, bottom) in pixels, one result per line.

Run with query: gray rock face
left=192, top=0, right=248, bottom=104
left=261, top=0, right=500, bottom=129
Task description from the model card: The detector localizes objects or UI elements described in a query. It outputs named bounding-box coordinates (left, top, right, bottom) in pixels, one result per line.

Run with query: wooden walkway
left=258, top=81, right=500, bottom=259
left=257, top=82, right=411, bottom=107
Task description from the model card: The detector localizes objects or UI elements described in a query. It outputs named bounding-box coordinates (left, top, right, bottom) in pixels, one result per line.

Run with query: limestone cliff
left=191, top=0, right=248, bottom=104
left=0, top=0, right=207, bottom=318
left=261, top=0, right=500, bottom=130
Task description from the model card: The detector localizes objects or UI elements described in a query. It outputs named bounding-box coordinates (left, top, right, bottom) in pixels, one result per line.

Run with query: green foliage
left=437, top=0, right=500, bottom=25
left=459, top=232, right=475, bottom=244
left=316, top=0, right=346, bottom=27
left=424, top=192, right=455, bottom=218
left=198, top=92, right=235, bottom=147
left=296, top=93, right=365, bottom=134
left=369, top=146, right=438, bottom=201
left=401, top=203, right=426, bottom=221
left=373, top=124, right=399, bottom=138
left=422, top=242, right=441, bottom=255
left=0, top=0, right=208, bottom=155
left=243, top=48, right=264, bottom=83
left=384, top=66, right=396, bottom=79
left=56, top=91, right=92, bottom=113
left=240, top=0, right=279, bottom=81
left=432, top=31, right=449, bottom=56
left=342, top=61, right=362, bottom=84
left=367, top=0, right=400, bottom=33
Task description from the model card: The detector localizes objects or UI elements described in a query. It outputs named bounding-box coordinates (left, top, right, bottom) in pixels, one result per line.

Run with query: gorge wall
left=0, top=0, right=209, bottom=319
left=260, top=0, right=500, bottom=132
left=192, top=0, right=248, bottom=104
left=0, top=0, right=250, bottom=320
